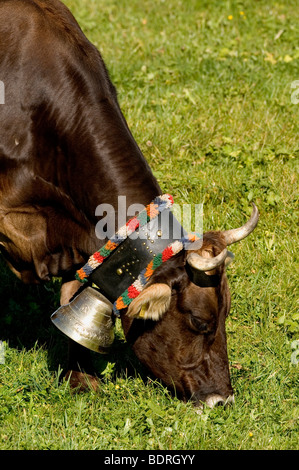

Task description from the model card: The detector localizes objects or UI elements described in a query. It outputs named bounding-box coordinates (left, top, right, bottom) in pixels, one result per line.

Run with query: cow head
left=121, top=205, right=258, bottom=409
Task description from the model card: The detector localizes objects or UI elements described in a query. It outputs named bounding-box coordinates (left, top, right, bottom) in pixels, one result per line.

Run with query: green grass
left=0, top=0, right=298, bottom=450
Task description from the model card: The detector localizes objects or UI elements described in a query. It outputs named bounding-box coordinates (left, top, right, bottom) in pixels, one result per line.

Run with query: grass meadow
left=0, top=0, right=298, bottom=450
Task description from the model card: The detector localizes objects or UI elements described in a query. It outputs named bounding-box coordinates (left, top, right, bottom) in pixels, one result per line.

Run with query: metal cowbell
left=51, top=287, right=115, bottom=353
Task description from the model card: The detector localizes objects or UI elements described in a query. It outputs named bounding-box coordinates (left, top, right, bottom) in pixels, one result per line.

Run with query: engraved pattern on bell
left=51, top=287, right=115, bottom=353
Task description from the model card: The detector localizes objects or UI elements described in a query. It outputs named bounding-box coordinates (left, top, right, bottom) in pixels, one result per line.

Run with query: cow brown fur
left=0, top=0, right=236, bottom=406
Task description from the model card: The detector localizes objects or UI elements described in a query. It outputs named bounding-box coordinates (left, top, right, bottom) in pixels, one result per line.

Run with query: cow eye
left=189, top=316, right=209, bottom=334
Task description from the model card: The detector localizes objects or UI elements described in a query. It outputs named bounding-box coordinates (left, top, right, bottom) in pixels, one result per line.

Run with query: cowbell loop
left=51, top=287, right=115, bottom=353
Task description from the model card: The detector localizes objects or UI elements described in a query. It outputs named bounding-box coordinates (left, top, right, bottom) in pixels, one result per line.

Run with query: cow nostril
left=215, top=399, right=225, bottom=407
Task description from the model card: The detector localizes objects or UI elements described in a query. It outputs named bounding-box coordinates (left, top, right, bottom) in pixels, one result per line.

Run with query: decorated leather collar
left=75, top=195, right=201, bottom=316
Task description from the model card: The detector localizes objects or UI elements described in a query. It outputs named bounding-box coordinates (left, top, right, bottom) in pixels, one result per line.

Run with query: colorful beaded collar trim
left=75, top=194, right=200, bottom=316
left=112, top=232, right=199, bottom=316
left=75, top=194, right=174, bottom=283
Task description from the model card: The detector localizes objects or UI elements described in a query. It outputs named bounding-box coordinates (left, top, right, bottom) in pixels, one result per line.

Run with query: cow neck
left=65, top=98, right=162, bottom=226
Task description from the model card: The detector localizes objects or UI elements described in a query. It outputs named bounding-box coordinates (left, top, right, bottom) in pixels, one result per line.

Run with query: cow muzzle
left=51, top=287, right=115, bottom=353
left=195, top=394, right=235, bottom=414
left=205, top=394, right=235, bottom=408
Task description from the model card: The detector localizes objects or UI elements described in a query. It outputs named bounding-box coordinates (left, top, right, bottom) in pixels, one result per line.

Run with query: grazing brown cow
left=0, top=0, right=258, bottom=407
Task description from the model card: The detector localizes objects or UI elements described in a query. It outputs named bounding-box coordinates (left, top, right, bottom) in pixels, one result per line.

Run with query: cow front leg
left=60, top=279, right=82, bottom=305
left=60, top=279, right=99, bottom=391
left=65, top=340, right=99, bottom=391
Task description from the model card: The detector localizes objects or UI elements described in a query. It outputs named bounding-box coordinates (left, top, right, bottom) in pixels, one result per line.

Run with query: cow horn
left=186, top=248, right=228, bottom=272
left=222, top=203, right=259, bottom=246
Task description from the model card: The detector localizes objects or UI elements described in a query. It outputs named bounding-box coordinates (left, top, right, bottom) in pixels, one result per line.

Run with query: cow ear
left=127, top=283, right=171, bottom=321
left=225, top=250, right=235, bottom=267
